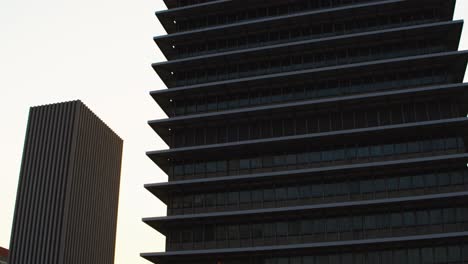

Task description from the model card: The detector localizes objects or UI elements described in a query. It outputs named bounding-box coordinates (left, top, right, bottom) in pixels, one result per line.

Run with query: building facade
left=0, top=247, right=8, bottom=264
left=143, top=0, right=468, bottom=263
left=9, top=101, right=123, bottom=264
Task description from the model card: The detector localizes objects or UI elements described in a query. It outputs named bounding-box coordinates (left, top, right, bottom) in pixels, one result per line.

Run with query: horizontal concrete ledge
left=149, top=83, right=468, bottom=126
left=141, top=231, right=468, bottom=259
left=153, top=20, right=463, bottom=67
left=143, top=191, right=468, bottom=233
left=151, top=50, right=468, bottom=94
left=154, top=0, right=406, bottom=40
left=147, top=117, right=468, bottom=157
left=145, top=153, right=468, bottom=190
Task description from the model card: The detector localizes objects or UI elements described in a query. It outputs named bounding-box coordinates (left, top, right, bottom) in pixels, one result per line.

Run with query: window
left=394, top=143, right=407, bottom=153
left=288, top=222, right=301, bottom=236
left=287, top=187, right=299, bottom=200
left=391, top=213, right=403, bottom=228
left=217, top=161, right=227, bottom=172
left=403, top=212, right=416, bottom=226
left=416, top=211, right=429, bottom=225
left=370, top=145, right=382, bottom=156
left=407, top=142, right=420, bottom=153
left=357, top=146, right=369, bottom=158
left=368, top=252, right=380, bottom=264
left=182, top=230, right=192, bottom=243
left=205, top=193, right=216, bottom=207
left=430, top=209, right=443, bottom=224
left=302, top=220, right=314, bottom=235
left=184, top=164, right=195, bottom=175
left=204, top=227, right=214, bottom=241
left=286, top=154, right=296, bottom=165
left=413, top=175, right=425, bottom=188
left=228, top=225, right=239, bottom=240
left=264, top=189, right=275, bottom=202
left=360, top=180, right=373, bottom=194
left=277, top=222, right=288, bottom=237
left=435, top=246, right=447, bottom=263
left=422, top=248, right=434, bottom=264
left=240, top=159, right=250, bottom=170
left=274, top=155, right=286, bottom=167
left=387, top=177, right=399, bottom=191
left=264, top=223, right=275, bottom=238
left=448, top=246, right=461, bottom=262
left=274, top=188, right=287, bottom=200
left=171, top=231, right=181, bottom=243
left=408, top=249, right=421, bottom=263
left=240, top=190, right=251, bottom=204
left=443, top=208, right=456, bottom=223
left=393, top=250, right=407, bottom=264
left=239, top=225, right=250, bottom=239
left=183, top=196, right=193, bottom=209
left=399, top=176, right=411, bottom=190
left=311, top=185, right=322, bottom=198
left=252, top=224, right=263, bottom=239
left=374, top=178, right=386, bottom=192
left=463, top=245, right=468, bottom=261
left=193, top=228, right=203, bottom=242
left=228, top=192, right=239, bottom=205
left=174, top=165, right=184, bottom=176
left=450, top=171, right=464, bottom=185
left=216, top=226, right=226, bottom=241
left=195, top=163, right=205, bottom=175
left=194, top=195, right=203, bottom=207
left=299, top=185, right=311, bottom=199
left=217, top=193, right=226, bottom=206
left=364, top=215, right=377, bottom=229
left=426, top=173, right=437, bottom=187
left=252, top=190, right=263, bottom=202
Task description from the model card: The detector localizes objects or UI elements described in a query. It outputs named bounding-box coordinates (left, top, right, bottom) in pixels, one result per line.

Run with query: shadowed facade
left=144, top=0, right=468, bottom=263
left=9, top=101, right=123, bottom=264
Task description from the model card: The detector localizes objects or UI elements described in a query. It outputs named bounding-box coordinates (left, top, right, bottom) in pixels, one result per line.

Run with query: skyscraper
left=9, top=101, right=123, bottom=264
left=143, top=0, right=468, bottom=263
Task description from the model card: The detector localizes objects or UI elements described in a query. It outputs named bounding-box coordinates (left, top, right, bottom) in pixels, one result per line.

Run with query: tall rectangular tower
left=9, top=101, right=123, bottom=264
left=144, top=1, right=468, bottom=264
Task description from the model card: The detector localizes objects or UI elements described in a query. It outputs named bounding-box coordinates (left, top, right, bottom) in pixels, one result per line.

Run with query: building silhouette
left=143, top=0, right=468, bottom=263
left=9, top=101, right=123, bottom=264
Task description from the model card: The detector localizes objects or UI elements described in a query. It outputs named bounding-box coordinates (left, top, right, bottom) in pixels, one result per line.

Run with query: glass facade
left=149, top=243, right=468, bottom=264
left=167, top=38, right=446, bottom=87
left=168, top=170, right=468, bottom=215
left=261, top=246, right=468, bottom=264
left=167, top=206, right=468, bottom=250
left=169, top=137, right=464, bottom=180
left=169, top=67, right=451, bottom=117
left=171, top=5, right=445, bottom=59
left=172, top=0, right=378, bottom=33
left=170, top=97, right=462, bottom=147
left=144, top=0, right=468, bottom=263
left=228, top=244, right=468, bottom=264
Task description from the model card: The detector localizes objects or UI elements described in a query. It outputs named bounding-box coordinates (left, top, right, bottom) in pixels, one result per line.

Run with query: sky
left=1, top=1, right=468, bottom=263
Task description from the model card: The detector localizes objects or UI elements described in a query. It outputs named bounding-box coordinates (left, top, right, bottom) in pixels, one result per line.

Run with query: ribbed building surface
left=143, top=0, right=468, bottom=263
left=9, top=101, right=123, bottom=264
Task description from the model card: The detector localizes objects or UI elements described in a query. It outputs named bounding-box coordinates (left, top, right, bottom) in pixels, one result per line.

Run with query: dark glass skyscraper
left=143, top=1, right=468, bottom=263
left=9, top=101, right=123, bottom=264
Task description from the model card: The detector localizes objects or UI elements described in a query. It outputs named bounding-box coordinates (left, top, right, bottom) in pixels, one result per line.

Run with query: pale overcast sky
left=1, top=1, right=468, bottom=263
